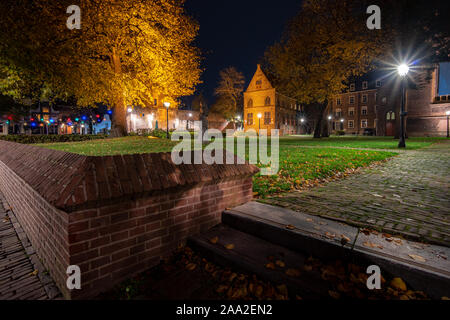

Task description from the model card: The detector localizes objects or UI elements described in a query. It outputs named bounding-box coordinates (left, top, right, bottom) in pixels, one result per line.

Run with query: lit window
left=335, top=108, right=342, bottom=117
left=265, top=97, right=271, bottom=106
left=362, top=81, right=368, bottom=90
left=247, top=113, right=253, bottom=125
left=350, top=83, right=355, bottom=91
left=362, top=107, right=368, bottom=115
left=381, top=97, right=387, bottom=104
left=247, top=99, right=253, bottom=108
left=361, top=119, right=368, bottom=128
left=348, top=108, right=355, bottom=116
left=264, top=112, right=271, bottom=124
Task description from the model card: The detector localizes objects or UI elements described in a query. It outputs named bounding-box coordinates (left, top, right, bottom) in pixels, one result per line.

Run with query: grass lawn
left=279, top=135, right=444, bottom=150
left=37, top=135, right=406, bottom=197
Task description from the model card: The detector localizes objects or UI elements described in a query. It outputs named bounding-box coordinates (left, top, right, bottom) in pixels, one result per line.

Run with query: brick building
left=328, top=76, right=379, bottom=135
left=329, top=62, right=450, bottom=137
left=243, top=65, right=300, bottom=135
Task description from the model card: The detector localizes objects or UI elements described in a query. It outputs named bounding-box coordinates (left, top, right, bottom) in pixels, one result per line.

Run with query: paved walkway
left=0, top=194, right=60, bottom=300
left=263, top=141, right=450, bottom=246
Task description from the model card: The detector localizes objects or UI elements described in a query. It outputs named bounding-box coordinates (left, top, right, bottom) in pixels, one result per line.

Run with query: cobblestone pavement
left=263, top=141, right=450, bottom=246
left=0, top=193, right=60, bottom=300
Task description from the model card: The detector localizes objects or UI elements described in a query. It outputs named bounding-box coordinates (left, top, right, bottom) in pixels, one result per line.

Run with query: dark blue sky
left=184, top=0, right=302, bottom=103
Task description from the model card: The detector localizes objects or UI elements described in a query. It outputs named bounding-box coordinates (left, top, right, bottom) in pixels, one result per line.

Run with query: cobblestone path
left=0, top=194, right=60, bottom=300
left=263, top=141, right=450, bottom=246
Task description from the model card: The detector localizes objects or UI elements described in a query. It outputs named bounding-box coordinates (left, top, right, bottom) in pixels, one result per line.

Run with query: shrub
left=0, top=134, right=108, bottom=144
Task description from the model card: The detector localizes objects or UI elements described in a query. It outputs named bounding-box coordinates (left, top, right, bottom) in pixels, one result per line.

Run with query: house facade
left=328, top=62, right=450, bottom=136
left=243, top=64, right=300, bottom=135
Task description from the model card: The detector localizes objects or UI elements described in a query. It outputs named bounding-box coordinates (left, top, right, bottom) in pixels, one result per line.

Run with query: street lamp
left=446, top=110, right=450, bottom=138
left=257, top=113, right=262, bottom=133
left=327, top=115, right=332, bottom=136
left=164, top=102, right=170, bottom=139
left=397, top=63, right=409, bottom=148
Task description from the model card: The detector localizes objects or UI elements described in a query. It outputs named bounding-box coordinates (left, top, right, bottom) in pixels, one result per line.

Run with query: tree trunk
left=313, top=102, right=327, bottom=138
left=109, top=49, right=127, bottom=137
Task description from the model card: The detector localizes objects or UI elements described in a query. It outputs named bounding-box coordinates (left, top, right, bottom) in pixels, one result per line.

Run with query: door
left=385, top=111, right=396, bottom=136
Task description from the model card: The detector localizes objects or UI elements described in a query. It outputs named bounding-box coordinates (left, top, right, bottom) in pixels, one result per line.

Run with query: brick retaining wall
left=0, top=140, right=258, bottom=299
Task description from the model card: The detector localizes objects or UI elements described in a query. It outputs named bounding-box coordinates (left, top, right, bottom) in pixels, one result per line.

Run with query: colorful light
left=81, top=116, right=87, bottom=121
left=75, top=117, right=79, bottom=122
left=96, top=114, right=100, bottom=118
left=107, top=110, right=112, bottom=115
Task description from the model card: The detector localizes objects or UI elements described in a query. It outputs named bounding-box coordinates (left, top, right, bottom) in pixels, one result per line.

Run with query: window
left=386, top=111, right=395, bottom=120
left=337, top=98, right=341, bottom=105
left=265, top=96, right=271, bottom=106
left=350, top=83, right=355, bottom=91
left=362, top=94, right=368, bottom=104
left=376, top=80, right=382, bottom=87
left=247, top=113, right=253, bottom=125
left=348, top=107, right=355, bottom=116
left=335, top=108, right=342, bottom=117
left=361, top=106, right=368, bottom=115
left=264, top=112, right=271, bottom=125
left=381, top=97, right=387, bottom=104
left=256, top=80, right=262, bottom=89
left=348, top=120, right=354, bottom=128
left=361, top=119, right=368, bottom=128
left=247, top=99, right=253, bottom=108
left=438, top=62, right=450, bottom=96
left=349, top=96, right=355, bottom=104
left=362, top=81, right=368, bottom=90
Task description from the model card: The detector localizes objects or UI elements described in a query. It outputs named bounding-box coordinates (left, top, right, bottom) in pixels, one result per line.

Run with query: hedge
left=0, top=134, right=108, bottom=144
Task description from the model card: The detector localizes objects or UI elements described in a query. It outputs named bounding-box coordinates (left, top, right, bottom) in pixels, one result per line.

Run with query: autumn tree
left=212, top=67, right=245, bottom=120
left=264, top=0, right=389, bottom=138
left=0, top=0, right=202, bottom=135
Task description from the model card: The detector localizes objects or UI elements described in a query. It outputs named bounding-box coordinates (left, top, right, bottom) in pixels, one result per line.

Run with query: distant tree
left=0, top=0, right=202, bottom=136
left=213, top=67, right=245, bottom=120
left=264, top=0, right=390, bottom=138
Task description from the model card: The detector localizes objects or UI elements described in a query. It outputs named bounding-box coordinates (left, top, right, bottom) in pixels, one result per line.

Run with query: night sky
left=184, top=0, right=302, bottom=103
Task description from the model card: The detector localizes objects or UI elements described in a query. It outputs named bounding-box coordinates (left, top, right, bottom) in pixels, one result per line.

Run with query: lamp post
left=397, top=63, right=409, bottom=148
left=164, top=102, right=170, bottom=139
left=446, top=110, right=450, bottom=138
left=300, top=118, right=305, bottom=134
left=257, top=113, right=262, bottom=133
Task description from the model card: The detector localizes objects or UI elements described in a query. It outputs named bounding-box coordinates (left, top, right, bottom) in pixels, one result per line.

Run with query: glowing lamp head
left=236, top=115, right=241, bottom=120
left=328, top=115, right=332, bottom=120
left=340, top=119, right=344, bottom=123
left=188, top=113, right=192, bottom=117
left=300, top=118, right=305, bottom=123
left=164, top=102, right=171, bottom=108
left=397, top=64, right=409, bottom=77
left=446, top=110, right=450, bottom=116
left=257, top=113, right=262, bottom=119
left=127, top=108, right=132, bottom=113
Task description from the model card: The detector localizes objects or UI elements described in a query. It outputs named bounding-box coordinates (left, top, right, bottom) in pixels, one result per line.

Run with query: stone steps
left=189, top=201, right=450, bottom=299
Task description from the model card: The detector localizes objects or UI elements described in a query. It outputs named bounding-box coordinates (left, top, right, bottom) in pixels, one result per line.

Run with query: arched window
left=247, top=99, right=253, bottom=108
left=386, top=111, right=395, bottom=120
left=265, top=96, right=271, bottom=106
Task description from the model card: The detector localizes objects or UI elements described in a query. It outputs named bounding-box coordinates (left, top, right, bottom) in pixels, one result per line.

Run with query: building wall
left=244, top=65, right=299, bottom=135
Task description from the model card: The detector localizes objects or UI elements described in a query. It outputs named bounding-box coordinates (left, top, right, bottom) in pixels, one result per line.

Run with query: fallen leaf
left=363, top=241, right=383, bottom=249
left=328, top=290, right=340, bottom=299
left=325, top=232, right=335, bottom=239
left=408, top=254, right=426, bottom=262
left=390, top=278, right=407, bottom=291
left=224, top=244, right=235, bottom=250
left=265, top=262, right=276, bottom=270
left=285, top=268, right=301, bottom=277
left=209, top=236, right=219, bottom=244
left=29, top=270, right=38, bottom=276
left=275, top=260, right=286, bottom=268
left=303, top=265, right=313, bottom=272
left=306, top=218, right=313, bottom=222
left=285, top=224, right=295, bottom=230
left=186, top=263, right=197, bottom=271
